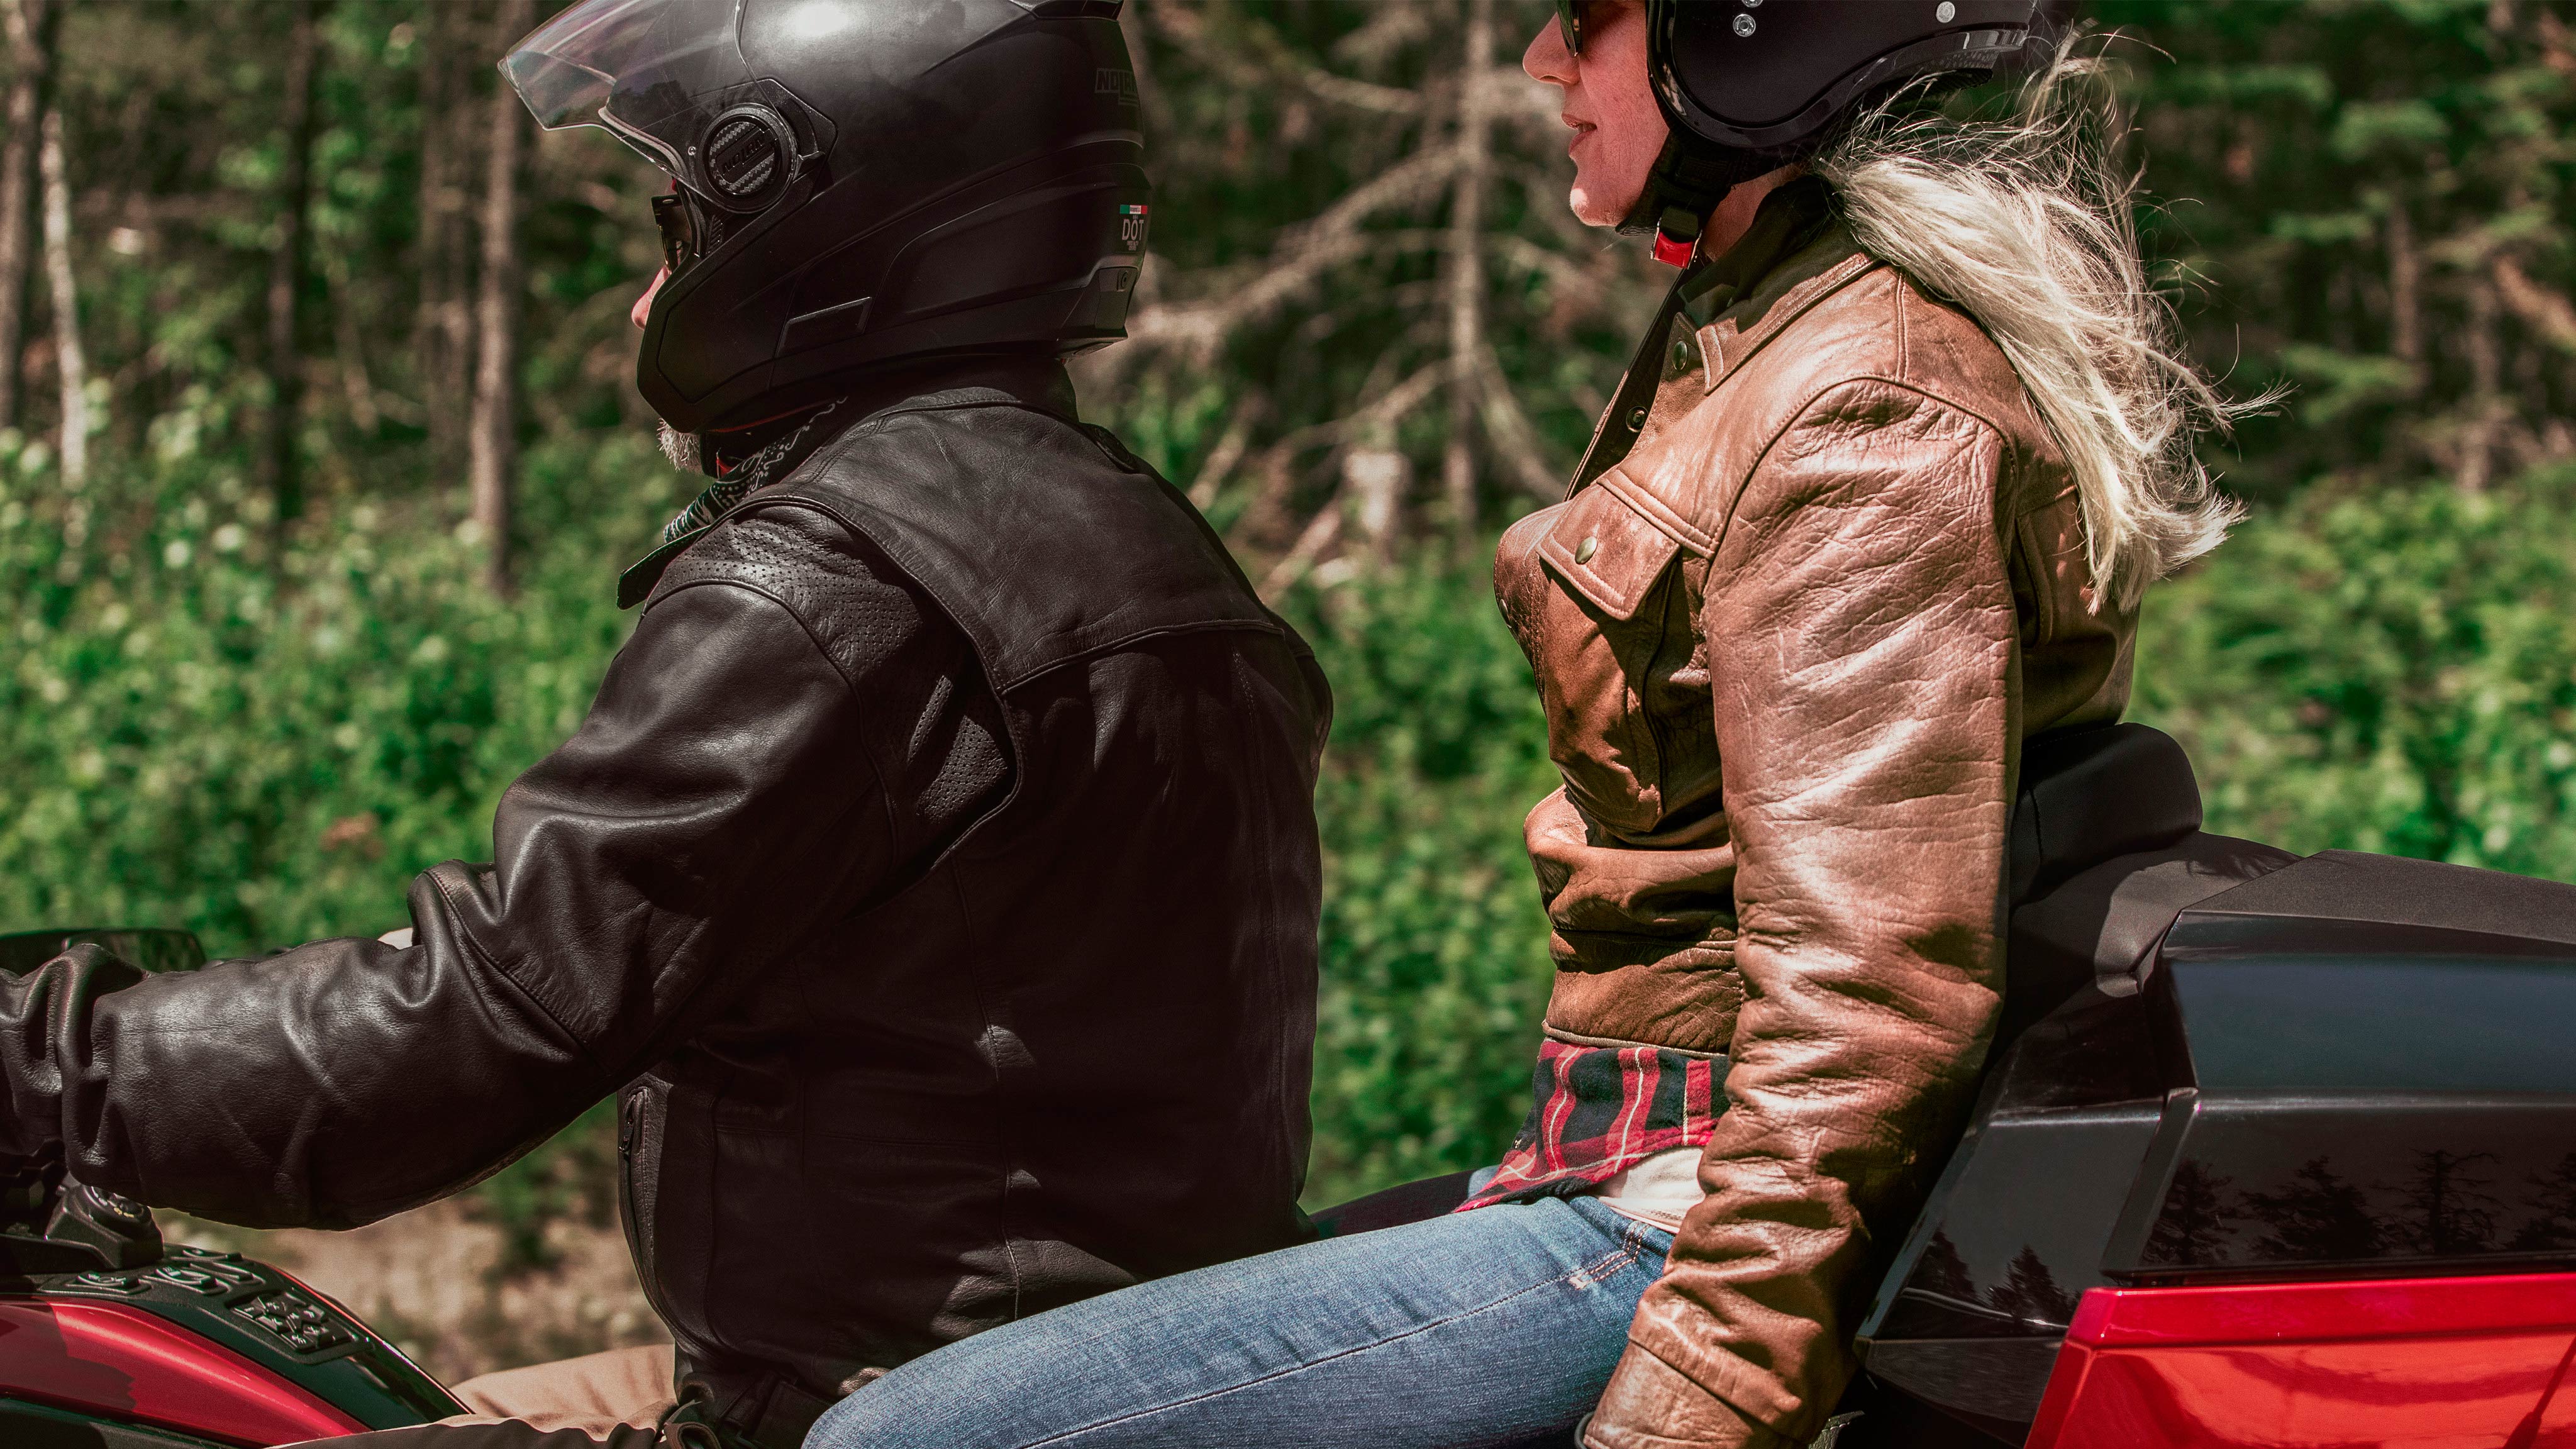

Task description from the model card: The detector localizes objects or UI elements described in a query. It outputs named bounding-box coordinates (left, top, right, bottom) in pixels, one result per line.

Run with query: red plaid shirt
left=1457, top=1038, right=1724, bottom=1211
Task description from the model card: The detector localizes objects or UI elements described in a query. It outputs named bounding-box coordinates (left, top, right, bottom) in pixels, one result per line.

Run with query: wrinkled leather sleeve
left=0, top=579, right=893, bottom=1229
left=1597, top=379, right=2018, bottom=1447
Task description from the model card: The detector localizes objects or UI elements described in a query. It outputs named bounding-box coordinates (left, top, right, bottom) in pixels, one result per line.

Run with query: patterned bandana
left=617, top=396, right=853, bottom=609
left=660, top=396, right=848, bottom=544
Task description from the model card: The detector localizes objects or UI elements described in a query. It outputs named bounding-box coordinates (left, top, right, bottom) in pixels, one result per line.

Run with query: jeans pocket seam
left=1563, top=1241, right=1641, bottom=1292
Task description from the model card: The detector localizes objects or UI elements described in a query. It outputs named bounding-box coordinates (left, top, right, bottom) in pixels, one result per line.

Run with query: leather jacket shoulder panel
left=434, top=580, right=903, bottom=1074
left=771, top=401, right=1287, bottom=694
left=649, top=506, right=1011, bottom=875
left=1609, top=235, right=2079, bottom=562
left=1602, top=255, right=1906, bottom=557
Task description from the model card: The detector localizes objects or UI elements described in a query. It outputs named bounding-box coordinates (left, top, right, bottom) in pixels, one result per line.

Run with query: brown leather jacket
left=1495, top=184, right=2136, bottom=1448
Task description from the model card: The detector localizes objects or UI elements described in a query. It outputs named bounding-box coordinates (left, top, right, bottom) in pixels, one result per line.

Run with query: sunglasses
left=652, top=190, right=697, bottom=275
left=1554, top=0, right=1596, bottom=55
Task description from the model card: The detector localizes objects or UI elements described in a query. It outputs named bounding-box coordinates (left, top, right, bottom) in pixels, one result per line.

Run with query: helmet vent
left=707, top=116, right=782, bottom=201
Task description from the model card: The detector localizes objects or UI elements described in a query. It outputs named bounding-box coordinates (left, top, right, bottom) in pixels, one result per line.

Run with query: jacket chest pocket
left=1518, top=486, right=1687, bottom=833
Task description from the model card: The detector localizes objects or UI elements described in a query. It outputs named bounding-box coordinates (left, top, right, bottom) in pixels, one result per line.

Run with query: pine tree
left=2146, top=1159, right=2244, bottom=1267
left=1986, top=1245, right=2080, bottom=1326
left=2248, top=1157, right=2384, bottom=1263
left=2110, top=0, right=2576, bottom=499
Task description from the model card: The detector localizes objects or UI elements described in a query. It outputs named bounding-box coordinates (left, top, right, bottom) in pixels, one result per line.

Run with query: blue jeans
left=808, top=1194, right=1672, bottom=1449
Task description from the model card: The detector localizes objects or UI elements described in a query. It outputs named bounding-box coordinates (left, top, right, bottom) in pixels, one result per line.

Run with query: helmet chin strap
left=1617, top=134, right=1791, bottom=267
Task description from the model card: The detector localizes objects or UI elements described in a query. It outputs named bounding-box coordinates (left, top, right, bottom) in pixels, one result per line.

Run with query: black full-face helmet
left=1557, top=0, right=2068, bottom=263
left=504, top=0, right=1148, bottom=432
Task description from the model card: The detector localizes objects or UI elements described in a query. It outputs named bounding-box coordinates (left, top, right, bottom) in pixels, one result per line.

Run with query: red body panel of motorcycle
left=0, top=1296, right=368, bottom=1446
left=2026, top=1271, right=2576, bottom=1449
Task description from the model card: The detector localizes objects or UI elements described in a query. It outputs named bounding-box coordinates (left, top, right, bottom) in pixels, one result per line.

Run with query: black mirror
left=0, top=928, right=209, bottom=977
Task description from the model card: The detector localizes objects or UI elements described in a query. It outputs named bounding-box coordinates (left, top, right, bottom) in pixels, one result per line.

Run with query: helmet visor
left=500, top=0, right=757, bottom=175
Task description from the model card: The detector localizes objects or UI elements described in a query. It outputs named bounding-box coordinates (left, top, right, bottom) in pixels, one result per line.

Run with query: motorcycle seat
left=2002, top=723, right=2304, bottom=1048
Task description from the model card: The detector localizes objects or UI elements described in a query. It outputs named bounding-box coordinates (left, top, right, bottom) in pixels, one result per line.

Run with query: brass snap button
left=1624, top=406, right=1648, bottom=431
left=1671, top=338, right=1695, bottom=372
left=1575, top=535, right=1599, bottom=564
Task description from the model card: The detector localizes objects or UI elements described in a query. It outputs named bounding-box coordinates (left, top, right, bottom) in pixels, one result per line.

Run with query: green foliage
left=2104, top=0, right=2576, bottom=499
left=0, top=418, right=679, bottom=952
left=467, top=1098, right=621, bottom=1277
left=2137, top=471, right=2576, bottom=877
left=1281, top=562, right=1560, bottom=1207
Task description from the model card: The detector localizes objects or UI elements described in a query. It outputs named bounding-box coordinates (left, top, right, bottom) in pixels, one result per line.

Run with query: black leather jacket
left=0, top=362, right=1332, bottom=1443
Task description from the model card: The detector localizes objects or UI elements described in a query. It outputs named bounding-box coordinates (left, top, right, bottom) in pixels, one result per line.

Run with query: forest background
left=6, top=0, right=2576, bottom=1379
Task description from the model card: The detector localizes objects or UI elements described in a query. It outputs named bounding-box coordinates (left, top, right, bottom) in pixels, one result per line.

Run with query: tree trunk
left=0, top=0, right=58, bottom=433
left=1119, top=0, right=1174, bottom=175
left=2386, top=198, right=2421, bottom=373
left=326, top=245, right=382, bottom=435
left=417, top=0, right=478, bottom=479
left=1440, top=0, right=1494, bottom=543
left=2462, top=277, right=2502, bottom=494
left=37, top=95, right=84, bottom=486
left=262, top=0, right=325, bottom=533
left=468, top=0, right=535, bottom=594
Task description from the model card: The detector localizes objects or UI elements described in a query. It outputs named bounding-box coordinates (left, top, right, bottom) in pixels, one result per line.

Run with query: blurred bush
left=0, top=418, right=682, bottom=950
left=1279, top=561, right=1559, bottom=1208
left=2138, top=470, right=2576, bottom=880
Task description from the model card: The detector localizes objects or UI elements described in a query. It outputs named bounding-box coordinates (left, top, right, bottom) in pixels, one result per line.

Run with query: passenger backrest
left=2003, top=724, right=2299, bottom=1046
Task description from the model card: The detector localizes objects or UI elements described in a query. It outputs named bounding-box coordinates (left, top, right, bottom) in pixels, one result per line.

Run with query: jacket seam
left=752, top=487, right=1030, bottom=866
left=423, top=864, right=602, bottom=1073
left=1590, top=474, right=1714, bottom=558
left=910, top=423, right=1287, bottom=691
left=1891, top=275, right=1909, bottom=387
left=2024, top=473, right=2085, bottom=641
left=643, top=572, right=910, bottom=875
left=1708, top=374, right=2009, bottom=558
left=708, top=499, right=1035, bottom=909
left=1542, top=1024, right=1730, bottom=1062
left=733, top=495, right=1285, bottom=692
left=998, top=616, right=1293, bottom=692
left=647, top=575, right=861, bottom=701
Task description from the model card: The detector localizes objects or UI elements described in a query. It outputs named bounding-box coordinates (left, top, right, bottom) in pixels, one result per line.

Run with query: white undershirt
left=1594, top=1145, right=1704, bottom=1234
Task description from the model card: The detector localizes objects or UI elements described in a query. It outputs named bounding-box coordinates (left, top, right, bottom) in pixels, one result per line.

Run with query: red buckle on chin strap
left=1652, top=228, right=1697, bottom=268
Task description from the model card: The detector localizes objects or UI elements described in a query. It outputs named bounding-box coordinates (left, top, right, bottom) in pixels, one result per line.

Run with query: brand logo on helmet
left=1095, top=67, right=1139, bottom=102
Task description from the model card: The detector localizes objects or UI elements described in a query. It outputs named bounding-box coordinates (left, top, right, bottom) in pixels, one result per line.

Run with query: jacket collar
left=619, top=357, right=1077, bottom=608
left=1680, top=179, right=1881, bottom=392
left=1677, top=175, right=1835, bottom=326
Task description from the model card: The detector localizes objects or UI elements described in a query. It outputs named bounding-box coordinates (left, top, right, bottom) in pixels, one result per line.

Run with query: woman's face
left=1523, top=1, right=1669, bottom=227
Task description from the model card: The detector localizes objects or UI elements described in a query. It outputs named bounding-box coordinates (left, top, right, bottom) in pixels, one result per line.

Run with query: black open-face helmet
left=504, top=0, right=1148, bottom=432
left=1555, top=0, right=2067, bottom=264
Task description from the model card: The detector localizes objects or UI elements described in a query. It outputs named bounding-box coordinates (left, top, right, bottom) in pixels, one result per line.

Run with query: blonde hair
left=1812, top=43, right=2252, bottom=611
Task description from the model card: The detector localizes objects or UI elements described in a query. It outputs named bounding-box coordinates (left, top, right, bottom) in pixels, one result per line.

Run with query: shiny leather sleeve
left=1598, top=379, right=2019, bottom=1447
left=0, top=579, right=892, bottom=1229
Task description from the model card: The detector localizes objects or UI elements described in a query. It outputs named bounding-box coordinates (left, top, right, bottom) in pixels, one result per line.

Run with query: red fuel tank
left=0, top=1296, right=369, bottom=1446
